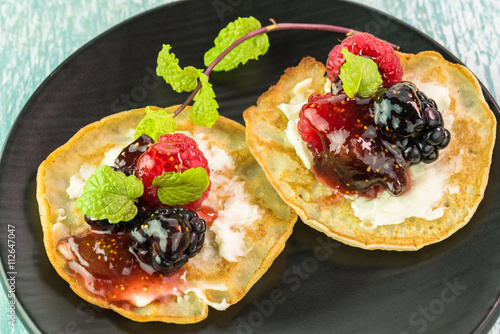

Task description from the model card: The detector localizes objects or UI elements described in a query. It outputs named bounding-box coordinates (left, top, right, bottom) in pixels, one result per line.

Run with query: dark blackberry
left=402, top=143, right=421, bottom=164
left=422, top=148, right=439, bottom=164
left=84, top=215, right=137, bottom=234
left=129, top=206, right=206, bottom=274
left=372, top=82, right=426, bottom=140
left=330, top=76, right=344, bottom=95
left=114, top=134, right=154, bottom=176
left=417, top=90, right=438, bottom=110
left=424, top=126, right=447, bottom=146
left=373, top=81, right=451, bottom=165
left=437, top=129, right=451, bottom=149
left=423, top=106, right=443, bottom=129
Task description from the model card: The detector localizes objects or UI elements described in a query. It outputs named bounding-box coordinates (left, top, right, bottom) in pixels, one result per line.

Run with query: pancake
left=243, top=52, right=496, bottom=251
left=36, top=106, right=297, bottom=323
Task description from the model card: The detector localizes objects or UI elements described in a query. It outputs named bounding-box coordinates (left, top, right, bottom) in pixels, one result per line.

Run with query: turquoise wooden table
left=1, top=0, right=498, bottom=333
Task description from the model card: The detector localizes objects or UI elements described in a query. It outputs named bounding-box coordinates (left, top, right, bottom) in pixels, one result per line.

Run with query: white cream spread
left=126, top=271, right=185, bottom=308
left=278, top=78, right=317, bottom=169
left=280, top=78, right=461, bottom=227
left=52, top=220, right=70, bottom=247
left=352, top=155, right=463, bottom=227
left=194, top=133, right=235, bottom=171
left=193, top=133, right=260, bottom=262
left=209, top=179, right=259, bottom=262
left=66, top=164, right=96, bottom=199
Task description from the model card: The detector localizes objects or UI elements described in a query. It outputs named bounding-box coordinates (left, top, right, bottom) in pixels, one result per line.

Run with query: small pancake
left=36, top=106, right=297, bottom=323
left=243, top=53, right=496, bottom=251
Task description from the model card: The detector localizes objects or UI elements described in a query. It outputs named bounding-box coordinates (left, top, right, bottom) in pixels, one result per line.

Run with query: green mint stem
left=173, top=22, right=398, bottom=117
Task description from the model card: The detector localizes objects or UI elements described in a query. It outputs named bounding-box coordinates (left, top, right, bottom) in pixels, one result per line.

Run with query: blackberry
left=114, top=134, right=154, bottom=176
left=372, top=82, right=426, bottom=140
left=330, top=76, right=344, bottom=95
left=372, top=81, right=451, bottom=165
left=84, top=215, right=138, bottom=234
left=129, top=206, right=206, bottom=274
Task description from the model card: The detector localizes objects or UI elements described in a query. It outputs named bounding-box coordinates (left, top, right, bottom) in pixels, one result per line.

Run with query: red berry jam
left=63, top=230, right=186, bottom=307
left=298, top=92, right=409, bottom=197
left=197, top=205, right=217, bottom=229
left=62, top=205, right=217, bottom=307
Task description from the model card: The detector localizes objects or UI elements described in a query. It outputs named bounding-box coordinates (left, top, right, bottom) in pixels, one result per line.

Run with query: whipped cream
left=66, top=164, right=97, bottom=199
left=193, top=133, right=260, bottom=262
left=209, top=178, right=259, bottom=261
left=278, top=78, right=319, bottom=169
left=280, top=78, right=460, bottom=227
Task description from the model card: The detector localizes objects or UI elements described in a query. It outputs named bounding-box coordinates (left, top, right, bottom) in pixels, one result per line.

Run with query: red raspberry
left=297, top=92, right=335, bottom=153
left=135, top=133, right=211, bottom=211
left=326, top=33, right=403, bottom=87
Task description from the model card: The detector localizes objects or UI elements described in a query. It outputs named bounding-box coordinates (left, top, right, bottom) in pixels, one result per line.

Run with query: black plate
left=1, top=0, right=499, bottom=333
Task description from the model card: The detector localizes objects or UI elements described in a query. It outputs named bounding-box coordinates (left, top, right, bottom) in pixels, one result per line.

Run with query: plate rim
left=1, top=0, right=499, bottom=333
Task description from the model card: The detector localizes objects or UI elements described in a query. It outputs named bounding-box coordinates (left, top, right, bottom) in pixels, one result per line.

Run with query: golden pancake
left=36, top=106, right=297, bottom=323
left=243, top=52, right=496, bottom=251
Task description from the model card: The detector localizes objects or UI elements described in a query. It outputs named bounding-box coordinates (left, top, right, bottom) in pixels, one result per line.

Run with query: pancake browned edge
left=243, top=53, right=496, bottom=251
left=36, top=106, right=297, bottom=323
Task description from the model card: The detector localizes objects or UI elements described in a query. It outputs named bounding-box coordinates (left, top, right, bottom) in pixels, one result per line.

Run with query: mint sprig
left=189, top=73, right=219, bottom=127
left=76, top=21, right=399, bottom=224
left=204, top=16, right=269, bottom=71
left=156, top=44, right=202, bottom=93
left=156, top=18, right=399, bottom=128
left=134, top=106, right=176, bottom=141
left=156, top=46, right=219, bottom=128
left=338, top=49, right=383, bottom=98
left=76, top=165, right=143, bottom=224
left=152, top=167, right=210, bottom=206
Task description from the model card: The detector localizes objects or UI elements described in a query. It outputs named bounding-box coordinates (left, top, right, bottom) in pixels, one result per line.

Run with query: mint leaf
left=76, top=165, right=143, bottom=224
left=204, top=16, right=269, bottom=71
left=134, top=106, right=177, bottom=141
left=153, top=167, right=210, bottom=206
left=156, top=44, right=202, bottom=92
left=189, top=73, right=219, bottom=127
left=339, top=49, right=383, bottom=98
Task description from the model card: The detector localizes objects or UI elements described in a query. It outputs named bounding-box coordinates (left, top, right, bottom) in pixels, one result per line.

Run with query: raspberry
left=326, top=33, right=403, bottom=87
left=297, top=92, right=335, bottom=152
left=135, top=133, right=211, bottom=211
